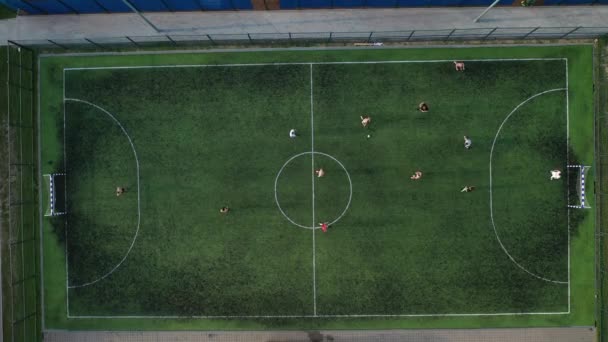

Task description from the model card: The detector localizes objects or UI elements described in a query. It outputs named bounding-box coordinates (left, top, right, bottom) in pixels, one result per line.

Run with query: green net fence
left=2, top=43, right=41, bottom=341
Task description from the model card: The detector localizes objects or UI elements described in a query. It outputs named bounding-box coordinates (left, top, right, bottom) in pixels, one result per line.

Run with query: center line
left=310, top=63, right=317, bottom=316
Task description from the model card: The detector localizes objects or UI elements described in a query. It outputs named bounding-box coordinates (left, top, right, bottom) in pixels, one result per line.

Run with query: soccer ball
left=367, top=134, right=371, bottom=139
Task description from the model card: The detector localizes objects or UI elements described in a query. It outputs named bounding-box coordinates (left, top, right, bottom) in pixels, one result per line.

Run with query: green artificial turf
left=38, top=45, right=596, bottom=330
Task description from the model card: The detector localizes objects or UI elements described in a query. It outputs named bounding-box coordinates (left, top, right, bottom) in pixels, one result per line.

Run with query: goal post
left=44, top=173, right=66, bottom=216
left=567, top=165, right=591, bottom=209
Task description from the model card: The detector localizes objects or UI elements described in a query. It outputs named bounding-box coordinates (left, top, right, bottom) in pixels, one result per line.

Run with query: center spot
left=274, top=151, right=352, bottom=230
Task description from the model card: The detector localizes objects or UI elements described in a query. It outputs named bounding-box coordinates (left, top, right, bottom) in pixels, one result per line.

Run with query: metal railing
left=8, top=27, right=608, bottom=51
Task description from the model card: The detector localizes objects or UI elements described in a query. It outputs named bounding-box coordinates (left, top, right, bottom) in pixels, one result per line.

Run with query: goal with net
left=567, top=164, right=591, bottom=209
left=43, top=173, right=66, bottom=216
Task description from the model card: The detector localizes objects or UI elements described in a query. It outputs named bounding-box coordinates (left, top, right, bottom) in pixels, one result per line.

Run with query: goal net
left=44, top=173, right=66, bottom=216
left=567, top=165, right=591, bottom=209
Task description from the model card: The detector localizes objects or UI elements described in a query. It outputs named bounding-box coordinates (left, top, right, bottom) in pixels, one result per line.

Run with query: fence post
left=56, top=0, right=80, bottom=14
left=289, top=32, right=292, bottom=43
left=166, top=35, right=177, bottom=45
left=484, top=27, right=498, bottom=40
left=7, top=40, right=31, bottom=52
left=207, top=34, right=216, bottom=45
left=47, top=40, right=67, bottom=49
left=84, top=38, right=104, bottom=49
left=93, top=0, right=110, bottom=13
left=21, top=0, right=49, bottom=14
left=126, top=36, right=139, bottom=47
left=406, top=30, right=415, bottom=42
left=328, top=32, right=333, bottom=43
left=367, top=31, right=373, bottom=43
left=561, top=27, right=581, bottom=39
left=159, top=0, right=173, bottom=12
left=12, top=311, right=36, bottom=325
left=446, top=28, right=456, bottom=40
left=120, top=0, right=162, bottom=33
left=522, top=27, right=540, bottom=39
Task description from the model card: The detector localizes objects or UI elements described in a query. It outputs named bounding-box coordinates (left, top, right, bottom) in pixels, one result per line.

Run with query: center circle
left=274, top=151, right=352, bottom=230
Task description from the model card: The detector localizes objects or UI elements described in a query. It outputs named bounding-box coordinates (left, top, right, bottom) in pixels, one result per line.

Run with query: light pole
left=473, top=0, right=501, bottom=23
left=120, top=0, right=162, bottom=33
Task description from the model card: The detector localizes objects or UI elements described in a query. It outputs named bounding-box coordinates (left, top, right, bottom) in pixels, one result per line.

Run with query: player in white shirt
left=550, top=170, right=561, bottom=180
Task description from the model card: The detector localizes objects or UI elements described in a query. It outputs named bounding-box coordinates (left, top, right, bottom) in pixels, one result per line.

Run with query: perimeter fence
left=7, top=26, right=608, bottom=52
left=2, top=42, right=41, bottom=342
left=3, top=31, right=608, bottom=342
left=597, top=36, right=608, bottom=342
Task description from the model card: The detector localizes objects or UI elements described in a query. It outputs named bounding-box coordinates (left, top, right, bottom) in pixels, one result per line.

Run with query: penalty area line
left=489, top=87, right=569, bottom=285
left=63, top=98, right=142, bottom=290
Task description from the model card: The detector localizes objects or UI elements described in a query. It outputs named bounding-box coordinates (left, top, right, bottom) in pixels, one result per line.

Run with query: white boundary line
left=566, top=58, right=571, bottom=313
left=63, top=98, right=142, bottom=289
left=59, top=58, right=571, bottom=319
left=67, top=311, right=570, bottom=319
left=62, top=58, right=566, bottom=71
left=310, top=64, right=317, bottom=317
left=37, top=54, right=45, bottom=330
left=62, top=69, right=69, bottom=316
left=489, top=87, right=568, bottom=285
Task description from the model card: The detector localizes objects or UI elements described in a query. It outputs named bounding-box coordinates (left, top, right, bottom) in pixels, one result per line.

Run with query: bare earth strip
left=44, top=327, right=595, bottom=342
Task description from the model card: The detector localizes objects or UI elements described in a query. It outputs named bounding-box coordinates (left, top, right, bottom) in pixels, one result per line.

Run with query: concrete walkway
left=44, top=327, right=596, bottom=342
left=2, top=6, right=608, bottom=42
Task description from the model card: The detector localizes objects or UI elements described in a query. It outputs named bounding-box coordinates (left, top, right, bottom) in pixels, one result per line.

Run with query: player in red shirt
left=319, top=222, right=329, bottom=233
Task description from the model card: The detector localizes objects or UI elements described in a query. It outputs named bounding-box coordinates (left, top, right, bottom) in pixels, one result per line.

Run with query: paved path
left=1, top=6, right=608, bottom=42
left=44, top=327, right=596, bottom=342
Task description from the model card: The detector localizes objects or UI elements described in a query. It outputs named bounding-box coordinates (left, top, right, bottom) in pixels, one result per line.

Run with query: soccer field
left=38, top=46, right=596, bottom=330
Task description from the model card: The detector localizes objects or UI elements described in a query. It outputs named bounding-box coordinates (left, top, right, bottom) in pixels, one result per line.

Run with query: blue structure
left=1, top=0, right=606, bottom=14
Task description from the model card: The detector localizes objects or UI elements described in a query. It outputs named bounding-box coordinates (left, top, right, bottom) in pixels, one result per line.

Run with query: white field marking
left=274, top=152, right=353, bottom=229
left=489, top=88, right=568, bottom=285
left=66, top=310, right=570, bottom=319
left=63, top=98, right=142, bottom=289
left=566, top=58, right=571, bottom=312
left=43, top=174, right=52, bottom=216
left=6, top=45, right=15, bottom=340
left=309, top=64, right=317, bottom=316
left=61, top=58, right=569, bottom=319
left=63, top=58, right=567, bottom=71
left=63, top=69, right=69, bottom=316
left=38, top=56, right=45, bottom=329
